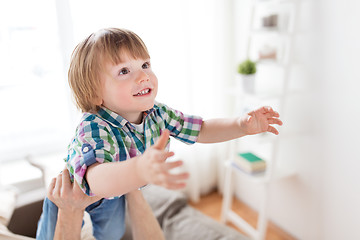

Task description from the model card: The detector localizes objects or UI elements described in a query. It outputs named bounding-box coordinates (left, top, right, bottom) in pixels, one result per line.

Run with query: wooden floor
left=189, top=191, right=296, bottom=240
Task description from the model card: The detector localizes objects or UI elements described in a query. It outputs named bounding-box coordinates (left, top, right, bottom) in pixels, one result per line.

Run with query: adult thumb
left=153, top=129, right=170, bottom=150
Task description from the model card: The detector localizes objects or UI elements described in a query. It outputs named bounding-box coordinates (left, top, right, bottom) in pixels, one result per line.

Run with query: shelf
left=225, top=88, right=284, bottom=100
left=241, top=91, right=284, bottom=100
left=257, top=59, right=286, bottom=67
left=257, top=0, right=298, bottom=4
left=225, top=160, right=296, bottom=184
left=250, top=28, right=292, bottom=37
left=255, top=0, right=298, bottom=10
left=222, top=0, right=299, bottom=238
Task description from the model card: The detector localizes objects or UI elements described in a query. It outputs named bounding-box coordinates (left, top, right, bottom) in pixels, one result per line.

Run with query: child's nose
left=136, top=70, right=150, bottom=83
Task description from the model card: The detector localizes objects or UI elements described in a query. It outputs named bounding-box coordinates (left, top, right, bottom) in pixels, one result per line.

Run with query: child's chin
left=141, top=101, right=155, bottom=111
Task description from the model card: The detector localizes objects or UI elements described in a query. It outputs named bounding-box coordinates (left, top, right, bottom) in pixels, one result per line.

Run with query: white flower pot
left=238, top=74, right=256, bottom=94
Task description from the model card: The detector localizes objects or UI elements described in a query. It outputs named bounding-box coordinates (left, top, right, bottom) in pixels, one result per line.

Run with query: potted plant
left=237, top=59, right=257, bottom=93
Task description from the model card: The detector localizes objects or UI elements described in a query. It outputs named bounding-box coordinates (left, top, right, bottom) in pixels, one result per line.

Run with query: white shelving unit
left=221, top=0, right=299, bottom=239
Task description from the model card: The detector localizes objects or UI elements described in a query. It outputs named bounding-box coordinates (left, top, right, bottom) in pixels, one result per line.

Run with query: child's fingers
left=162, top=160, right=184, bottom=171
left=254, top=106, right=271, bottom=114
left=166, top=151, right=175, bottom=158
left=154, top=151, right=175, bottom=163
left=264, top=112, right=280, bottom=119
left=158, top=175, right=187, bottom=190
left=268, top=118, right=283, bottom=126
left=154, top=171, right=189, bottom=189
left=164, top=182, right=187, bottom=190
left=267, top=126, right=279, bottom=135
left=262, top=106, right=275, bottom=113
left=153, top=129, right=170, bottom=150
left=259, top=106, right=279, bottom=117
left=167, top=172, right=190, bottom=182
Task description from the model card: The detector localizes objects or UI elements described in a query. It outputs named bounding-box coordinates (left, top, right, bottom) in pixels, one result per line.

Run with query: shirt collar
left=97, top=106, right=156, bottom=128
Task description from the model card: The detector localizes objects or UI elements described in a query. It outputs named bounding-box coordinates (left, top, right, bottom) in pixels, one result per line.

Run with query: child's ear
left=93, top=95, right=103, bottom=106
left=97, top=99, right=104, bottom=106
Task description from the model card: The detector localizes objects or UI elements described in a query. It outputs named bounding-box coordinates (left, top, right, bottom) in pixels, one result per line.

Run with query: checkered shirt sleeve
left=156, top=103, right=203, bottom=144
left=67, top=114, right=118, bottom=196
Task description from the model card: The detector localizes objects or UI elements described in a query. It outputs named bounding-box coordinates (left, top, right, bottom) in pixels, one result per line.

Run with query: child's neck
left=130, top=112, right=144, bottom=124
left=102, top=104, right=144, bottom=124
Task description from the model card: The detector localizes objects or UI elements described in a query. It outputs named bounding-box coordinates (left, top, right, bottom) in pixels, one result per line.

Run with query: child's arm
left=197, top=106, right=283, bottom=143
left=86, top=130, right=189, bottom=198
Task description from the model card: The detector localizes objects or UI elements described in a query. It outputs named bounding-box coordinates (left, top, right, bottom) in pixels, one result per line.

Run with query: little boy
left=36, top=28, right=282, bottom=239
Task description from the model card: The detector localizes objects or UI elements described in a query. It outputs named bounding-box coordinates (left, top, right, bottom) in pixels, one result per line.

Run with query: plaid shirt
left=66, top=102, right=203, bottom=197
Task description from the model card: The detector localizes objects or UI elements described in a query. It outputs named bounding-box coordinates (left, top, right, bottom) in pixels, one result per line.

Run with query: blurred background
left=0, top=0, right=360, bottom=239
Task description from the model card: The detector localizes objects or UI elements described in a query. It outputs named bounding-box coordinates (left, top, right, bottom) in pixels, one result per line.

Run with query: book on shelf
left=232, top=152, right=267, bottom=174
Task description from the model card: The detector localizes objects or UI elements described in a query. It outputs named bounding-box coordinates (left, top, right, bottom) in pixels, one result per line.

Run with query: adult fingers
left=53, top=173, right=63, bottom=197
left=153, top=129, right=170, bottom=150
left=61, top=168, right=72, bottom=190
left=47, top=177, right=56, bottom=199
left=73, top=181, right=102, bottom=204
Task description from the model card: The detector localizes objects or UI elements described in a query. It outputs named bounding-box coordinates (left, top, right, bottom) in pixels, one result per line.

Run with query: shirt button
left=83, top=146, right=89, bottom=153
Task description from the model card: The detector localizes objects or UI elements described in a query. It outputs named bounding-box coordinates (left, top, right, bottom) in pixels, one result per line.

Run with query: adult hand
left=48, top=167, right=102, bottom=240
left=47, top=167, right=101, bottom=212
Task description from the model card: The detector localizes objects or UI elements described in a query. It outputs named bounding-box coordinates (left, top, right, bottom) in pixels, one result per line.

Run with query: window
left=0, top=0, right=72, bottom=162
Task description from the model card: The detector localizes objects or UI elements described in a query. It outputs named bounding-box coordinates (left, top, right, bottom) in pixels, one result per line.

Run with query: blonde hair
left=68, top=28, right=150, bottom=113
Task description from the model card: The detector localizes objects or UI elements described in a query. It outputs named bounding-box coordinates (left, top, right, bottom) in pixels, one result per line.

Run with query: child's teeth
left=137, top=89, right=149, bottom=96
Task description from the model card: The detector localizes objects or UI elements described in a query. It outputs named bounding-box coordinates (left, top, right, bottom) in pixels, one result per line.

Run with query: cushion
left=0, top=188, right=17, bottom=226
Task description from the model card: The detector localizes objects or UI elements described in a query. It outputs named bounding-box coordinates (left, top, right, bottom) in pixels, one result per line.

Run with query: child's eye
left=119, top=68, right=129, bottom=75
left=142, top=62, right=151, bottom=69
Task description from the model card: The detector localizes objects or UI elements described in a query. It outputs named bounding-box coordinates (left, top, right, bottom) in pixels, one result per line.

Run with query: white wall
left=230, top=0, right=360, bottom=239
left=317, top=0, right=360, bottom=239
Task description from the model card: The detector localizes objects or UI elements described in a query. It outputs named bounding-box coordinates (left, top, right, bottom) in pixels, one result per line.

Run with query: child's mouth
left=134, top=88, right=151, bottom=96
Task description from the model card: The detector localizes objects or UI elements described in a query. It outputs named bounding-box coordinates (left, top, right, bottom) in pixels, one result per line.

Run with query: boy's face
left=99, top=51, right=158, bottom=123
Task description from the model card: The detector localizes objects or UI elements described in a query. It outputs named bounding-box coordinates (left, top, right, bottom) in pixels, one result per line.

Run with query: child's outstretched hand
left=138, top=129, right=189, bottom=190
left=240, top=106, right=283, bottom=135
